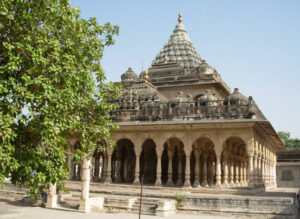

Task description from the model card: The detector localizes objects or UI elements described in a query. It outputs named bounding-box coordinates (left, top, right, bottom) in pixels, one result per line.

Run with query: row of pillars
left=68, top=151, right=276, bottom=189
left=251, top=153, right=276, bottom=187
left=221, top=159, right=248, bottom=187
left=248, top=153, right=276, bottom=188
left=69, top=151, right=229, bottom=187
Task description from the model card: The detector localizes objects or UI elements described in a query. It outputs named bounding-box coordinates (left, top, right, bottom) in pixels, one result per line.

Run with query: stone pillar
left=223, top=158, right=229, bottom=186
left=193, top=149, right=200, bottom=187
left=46, top=183, right=57, bottom=208
left=79, top=162, right=83, bottom=180
left=234, top=162, right=239, bottom=186
left=273, top=154, right=277, bottom=187
left=243, top=161, right=248, bottom=185
left=184, top=154, right=191, bottom=187
left=261, top=157, right=265, bottom=185
left=166, top=148, right=174, bottom=186
left=239, top=162, right=243, bottom=186
left=256, top=155, right=260, bottom=186
left=267, top=159, right=270, bottom=186
left=215, top=155, right=221, bottom=187
left=209, top=157, right=215, bottom=186
left=202, top=153, right=208, bottom=187
left=265, top=159, right=268, bottom=187
left=133, top=154, right=140, bottom=185
left=229, top=160, right=234, bottom=186
left=240, top=162, right=245, bottom=186
left=248, top=154, right=254, bottom=187
left=155, top=152, right=162, bottom=186
left=268, top=157, right=272, bottom=186
left=257, top=154, right=262, bottom=186
left=79, top=155, right=91, bottom=212
left=253, top=154, right=258, bottom=186
left=104, top=152, right=112, bottom=184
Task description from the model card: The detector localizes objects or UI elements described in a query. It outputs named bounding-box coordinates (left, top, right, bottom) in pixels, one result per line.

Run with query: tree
left=0, top=0, right=120, bottom=199
left=278, top=131, right=300, bottom=148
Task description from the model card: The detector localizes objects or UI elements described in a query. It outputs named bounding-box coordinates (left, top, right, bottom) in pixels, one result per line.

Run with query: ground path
left=0, top=196, right=233, bottom=219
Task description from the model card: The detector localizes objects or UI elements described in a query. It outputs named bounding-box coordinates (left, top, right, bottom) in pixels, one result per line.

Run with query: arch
left=111, top=138, right=136, bottom=184
left=161, top=137, right=186, bottom=186
left=191, top=137, right=216, bottom=187
left=139, top=138, right=157, bottom=185
left=110, top=135, right=139, bottom=150
left=221, top=137, right=249, bottom=187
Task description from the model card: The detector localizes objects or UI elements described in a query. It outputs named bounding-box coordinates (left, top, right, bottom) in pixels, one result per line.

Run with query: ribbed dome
left=151, top=15, right=202, bottom=69
left=224, top=88, right=248, bottom=105
left=170, top=92, right=192, bottom=103
left=198, top=90, right=218, bottom=106
left=121, top=67, right=138, bottom=82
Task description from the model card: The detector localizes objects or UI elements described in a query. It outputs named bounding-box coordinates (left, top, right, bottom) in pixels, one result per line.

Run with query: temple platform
left=1, top=180, right=298, bottom=218
left=60, top=181, right=299, bottom=218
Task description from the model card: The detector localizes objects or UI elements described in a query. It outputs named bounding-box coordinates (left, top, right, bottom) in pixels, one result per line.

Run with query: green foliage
left=175, top=194, right=186, bottom=208
left=0, top=0, right=120, bottom=199
left=278, top=131, right=300, bottom=148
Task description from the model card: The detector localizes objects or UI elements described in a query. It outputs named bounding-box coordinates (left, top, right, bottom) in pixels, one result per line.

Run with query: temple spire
left=178, top=12, right=182, bottom=24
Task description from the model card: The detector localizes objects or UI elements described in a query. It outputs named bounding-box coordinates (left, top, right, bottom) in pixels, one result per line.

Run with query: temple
left=59, top=14, right=296, bottom=216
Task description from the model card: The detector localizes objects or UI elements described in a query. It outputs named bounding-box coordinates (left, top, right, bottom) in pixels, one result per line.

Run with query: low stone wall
left=177, top=194, right=299, bottom=218
left=277, top=162, right=300, bottom=188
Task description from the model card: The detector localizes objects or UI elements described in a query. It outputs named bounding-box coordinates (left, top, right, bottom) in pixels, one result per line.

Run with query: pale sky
left=71, top=0, right=300, bottom=138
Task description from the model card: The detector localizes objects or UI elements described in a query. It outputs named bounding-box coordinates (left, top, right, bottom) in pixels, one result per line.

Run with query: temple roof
left=151, top=13, right=202, bottom=69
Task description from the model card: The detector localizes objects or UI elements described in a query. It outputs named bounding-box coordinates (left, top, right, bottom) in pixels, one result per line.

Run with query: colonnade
left=251, top=141, right=277, bottom=188
left=44, top=134, right=278, bottom=212
left=67, top=136, right=277, bottom=189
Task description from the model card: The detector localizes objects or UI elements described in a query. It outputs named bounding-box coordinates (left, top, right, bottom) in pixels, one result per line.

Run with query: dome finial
left=144, top=70, right=149, bottom=81
left=178, top=12, right=182, bottom=24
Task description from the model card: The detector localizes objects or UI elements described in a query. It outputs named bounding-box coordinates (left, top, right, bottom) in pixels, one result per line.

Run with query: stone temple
left=44, top=14, right=298, bottom=217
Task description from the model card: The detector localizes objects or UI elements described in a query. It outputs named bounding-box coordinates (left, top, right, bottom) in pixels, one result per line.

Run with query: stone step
left=130, top=209, right=156, bottom=216
left=58, top=194, right=80, bottom=210
left=58, top=201, right=79, bottom=209
left=132, top=201, right=158, bottom=209
left=131, top=206, right=157, bottom=213
left=131, top=197, right=159, bottom=215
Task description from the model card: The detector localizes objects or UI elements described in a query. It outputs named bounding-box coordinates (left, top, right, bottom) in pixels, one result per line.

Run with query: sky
left=71, top=0, right=300, bottom=138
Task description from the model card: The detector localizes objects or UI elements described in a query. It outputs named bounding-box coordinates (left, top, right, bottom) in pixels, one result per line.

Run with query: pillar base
left=222, top=182, right=229, bottom=188
left=155, top=181, right=162, bottom=187
left=183, top=179, right=191, bottom=188
left=133, top=179, right=140, bottom=185
left=79, top=199, right=91, bottom=213
left=104, top=179, right=112, bottom=185
left=155, top=175, right=161, bottom=187
left=214, top=182, right=221, bottom=188
left=46, top=195, right=57, bottom=208
left=202, top=180, right=208, bottom=187
left=193, top=181, right=200, bottom=188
